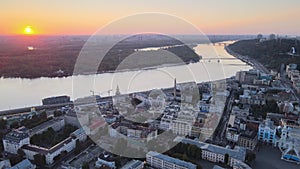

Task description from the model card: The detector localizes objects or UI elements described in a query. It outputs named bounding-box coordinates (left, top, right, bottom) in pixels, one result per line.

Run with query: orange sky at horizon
left=1, top=0, right=300, bottom=36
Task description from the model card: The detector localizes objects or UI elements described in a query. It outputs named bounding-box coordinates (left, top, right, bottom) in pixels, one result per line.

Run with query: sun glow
left=23, top=26, right=34, bottom=35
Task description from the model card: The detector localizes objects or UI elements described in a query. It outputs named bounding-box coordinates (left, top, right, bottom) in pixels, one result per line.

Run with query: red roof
left=89, top=119, right=106, bottom=130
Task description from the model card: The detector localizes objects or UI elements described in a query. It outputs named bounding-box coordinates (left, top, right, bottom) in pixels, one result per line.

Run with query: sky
left=1, top=0, right=300, bottom=35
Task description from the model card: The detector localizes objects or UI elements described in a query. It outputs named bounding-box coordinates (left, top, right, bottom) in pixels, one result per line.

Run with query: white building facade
left=3, top=130, right=30, bottom=154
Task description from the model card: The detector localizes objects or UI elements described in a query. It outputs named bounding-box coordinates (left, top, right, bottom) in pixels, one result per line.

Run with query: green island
left=0, top=34, right=201, bottom=78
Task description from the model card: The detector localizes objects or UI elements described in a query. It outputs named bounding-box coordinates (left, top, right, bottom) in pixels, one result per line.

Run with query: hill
left=228, top=38, right=300, bottom=71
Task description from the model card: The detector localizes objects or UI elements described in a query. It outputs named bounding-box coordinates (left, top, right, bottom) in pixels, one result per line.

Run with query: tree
left=257, top=34, right=263, bottom=40
left=82, top=162, right=90, bottom=169
left=34, top=154, right=46, bottom=166
left=17, top=149, right=25, bottom=157
left=0, top=119, right=7, bottom=129
left=224, top=153, right=229, bottom=164
left=9, top=155, right=23, bottom=166
left=74, top=140, right=82, bottom=154
left=54, top=110, right=63, bottom=117
left=246, top=151, right=256, bottom=162
left=10, top=121, right=19, bottom=129
left=182, top=154, right=189, bottom=161
left=40, top=111, right=47, bottom=120
left=269, top=34, right=276, bottom=40
left=197, top=165, right=202, bottom=169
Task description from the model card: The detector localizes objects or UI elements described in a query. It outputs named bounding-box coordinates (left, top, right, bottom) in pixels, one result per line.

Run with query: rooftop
left=30, top=117, right=64, bottom=134
left=121, top=160, right=143, bottom=169
left=10, top=159, right=35, bottom=169
left=176, top=137, right=246, bottom=161
left=260, top=118, right=276, bottom=130
left=22, top=137, right=74, bottom=154
left=147, top=151, right=197, bottom=169
left=4, top=129, right=29, bottom=143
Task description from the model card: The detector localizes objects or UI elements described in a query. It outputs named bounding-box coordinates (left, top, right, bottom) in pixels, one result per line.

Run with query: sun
left=23, top=26, right=34, bottom=35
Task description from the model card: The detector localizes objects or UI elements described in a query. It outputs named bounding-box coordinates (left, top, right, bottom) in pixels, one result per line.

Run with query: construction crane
left=100, top=89, right=113, bottom=96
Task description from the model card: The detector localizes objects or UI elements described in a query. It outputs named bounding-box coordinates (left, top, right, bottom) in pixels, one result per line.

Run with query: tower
left=174, top=78, right=177, bottom=99
left=115, top=85, right=121, bottom=95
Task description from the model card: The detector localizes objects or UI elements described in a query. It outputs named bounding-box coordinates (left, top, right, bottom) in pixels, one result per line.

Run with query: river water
left=0, top=41, right=251, bottom=111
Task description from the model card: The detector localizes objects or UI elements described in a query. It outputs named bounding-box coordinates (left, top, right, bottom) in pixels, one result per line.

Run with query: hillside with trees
left=228, top=36, right=300, bottom=71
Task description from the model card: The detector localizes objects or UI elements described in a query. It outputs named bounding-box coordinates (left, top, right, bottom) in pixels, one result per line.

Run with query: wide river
left=0, top=41, right=251, bottom=111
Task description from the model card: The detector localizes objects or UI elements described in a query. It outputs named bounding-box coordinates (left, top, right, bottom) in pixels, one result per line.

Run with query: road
left=211, top=90, right=234, bottom=145
left=225, top=46, right=269, bottom=74
left=279, top=63, right=300, bottom=101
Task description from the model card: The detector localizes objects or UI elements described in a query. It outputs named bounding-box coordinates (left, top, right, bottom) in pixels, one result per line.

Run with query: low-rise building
left=232, top=160, right=252, bottom=169
left=10, top=159, right=36, bottom=169
left=277, top=121, right=300, bottom=163
left=258, top=118, right=277, bottom=145
left=0, top=159, right=11, bottom=168
left=226, top=127, right=239, bottom=143
left=171, top=119, right=193, bottom=136
left=199, top=101, right=210, bottom=113
left=121, top=160, right=144, bottom=169
left=22, top=137, right=76, bottom=165
left=3, top=128, right=30, bottom=154
left=231, top=106, right=249, bottom=119
left=238, top=129, right=258, bottom=151
left=146, top=151, right=197, bottom=169
left=21, top=126, right=85, bottom=165
left=29, top=117, right=65, bottom=136
left=70, top=127, right=88, bottom=142
left=95, top=152, right=116, bottom=169
left=178, top=138, right=246, bottom=167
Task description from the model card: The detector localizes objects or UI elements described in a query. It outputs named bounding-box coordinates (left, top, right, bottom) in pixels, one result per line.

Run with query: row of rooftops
left=4, top=125, right=85, bottom=155
left=22, top=127, right=85, bottom=154
left=22, top=136, right=74, bottom=154
left=176, top=137, right=246, bottom=162
left=29, top=116, right=64, bottom=134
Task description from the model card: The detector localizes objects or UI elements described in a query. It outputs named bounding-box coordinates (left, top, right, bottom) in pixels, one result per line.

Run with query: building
left=213, top=165, right=225, bottom=169
left=0, top=160, right=11, bottom=168
left=29, top=117, right=65, bottom=136
left=64, top=109, right=86, bottom=128
left=22, top=137, right=77, bottom=165
left=146, top=151, right=197, bottom=169
left=121, top=160, right=144, bottom=169
left=10, top=159, right=36, bottom=169
left=226, top=127, right=239, bottom=143
left=199, top=100, right=210, bottom=113
left=70, top=127, right=87, bottom=142
left=258, top=118, right=277, bottom=145
left=238, top=129, right=258, bottom=151
left=286, top=64, right=298, bottom=75
left=232, top=160, right=252, bottom=169
left=160, top=116, right=173, bottom=130
left=108, top=121, right=158, bottom=140
left=277, top=122, right=300, bottom=163
left=177, top=138, right=246, bottom=167
left=3, top=128, right=30, bottom=154
left=95, top=152, right=116, bottom=169
left=235, top=70, right=259, bottom=84
left=42, top=95, right=71, bottom=105
left=21, top=126, right=85, bottom=165
left=231, top=106, right=249, bottom=119
left=171, top=119, right=193, bottom=136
